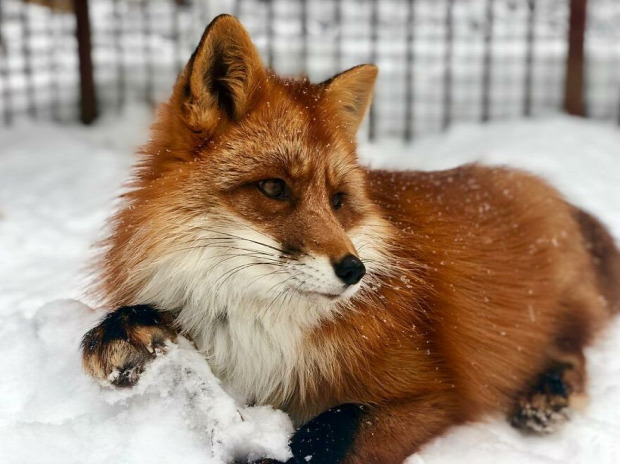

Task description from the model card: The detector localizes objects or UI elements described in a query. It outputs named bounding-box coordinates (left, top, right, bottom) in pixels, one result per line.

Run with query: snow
left=1, top=112, right=619, bottom=463
left=0, top=301, right=292, bottom=464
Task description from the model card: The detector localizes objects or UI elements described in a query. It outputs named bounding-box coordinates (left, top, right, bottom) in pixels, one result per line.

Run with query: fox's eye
left=258, top=179, right=289, bottom=200
left=332, top=192, right=344, bottom=210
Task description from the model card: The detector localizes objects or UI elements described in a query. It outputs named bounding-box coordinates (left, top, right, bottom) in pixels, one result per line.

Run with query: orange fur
left=87, top=15, right=620, bottom=463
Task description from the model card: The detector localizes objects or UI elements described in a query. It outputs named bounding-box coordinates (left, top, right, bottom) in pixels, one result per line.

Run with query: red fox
left=81, top=14, right=620, bottom=464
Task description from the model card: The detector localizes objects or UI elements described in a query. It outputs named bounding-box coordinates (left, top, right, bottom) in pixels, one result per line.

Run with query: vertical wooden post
left=334, top=0, right=343, bottom=72
left=403, top=0, right=415, bottom=141
left=442, top=0, right=454, bottom=130
left=74, top=0, right=97, bottom=124
left=300, top=0, right=308, bottom=74
left=141, top=0, right=154, bottom=106
left=112, top=0, right=125, bottom=112
left=21, top=1, right=37, bottom=118
left=0, top=0, right=13, bottom=125
left=233, top=0, right=242, bottom=18
left=480, top=0, right=494, bottom=122
left=523, top=0, right=535, bottom=117
left=564, top=0, right=587, bottom=117
left=172, top=1, right=183, bottom=74
left=368, top=0, right=378, bottom=140
left=47, top=5, right=61, bottom=121
left=266, top=0, right=275, bottom=69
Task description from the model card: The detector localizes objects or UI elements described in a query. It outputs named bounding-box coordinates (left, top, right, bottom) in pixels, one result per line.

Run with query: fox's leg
left=509, top=259, right=611, bottom=435
left=509, top=308, right=589, bottom=434
left=256, top=396, right=456, bottom=464
left=509, top=354, right=586, bottom=434
left=81, top=305, right=177, bottom=387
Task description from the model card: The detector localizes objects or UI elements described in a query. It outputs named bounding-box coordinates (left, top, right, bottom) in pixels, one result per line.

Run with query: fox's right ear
left=322, top=64, right=378, bottom=136
left=174, top=14, right=266, bottom=134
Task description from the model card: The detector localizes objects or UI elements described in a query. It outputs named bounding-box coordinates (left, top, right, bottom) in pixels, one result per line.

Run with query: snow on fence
left=0, top=0, right=619, bottom=140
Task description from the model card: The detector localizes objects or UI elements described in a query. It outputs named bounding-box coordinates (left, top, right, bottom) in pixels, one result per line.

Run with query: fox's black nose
left=333, top=254, right=366, bottom=286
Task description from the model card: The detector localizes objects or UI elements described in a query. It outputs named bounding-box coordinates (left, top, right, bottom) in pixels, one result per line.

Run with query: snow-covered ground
left=1, top=111, right=619, bottom=463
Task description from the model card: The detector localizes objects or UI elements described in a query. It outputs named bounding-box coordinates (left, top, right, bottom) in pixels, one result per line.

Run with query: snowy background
left=1, top=110, right=619, bottom=463
left=1, top=0, right=620, bottom=462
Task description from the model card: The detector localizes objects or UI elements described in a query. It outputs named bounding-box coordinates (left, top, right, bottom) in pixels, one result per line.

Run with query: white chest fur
left=183, top=296, right=322, bottom=406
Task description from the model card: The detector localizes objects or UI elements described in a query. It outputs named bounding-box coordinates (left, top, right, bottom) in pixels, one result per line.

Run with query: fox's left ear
left=174, top=14, right=266, bottom=134
left=322, top=64, right=378, bottom=135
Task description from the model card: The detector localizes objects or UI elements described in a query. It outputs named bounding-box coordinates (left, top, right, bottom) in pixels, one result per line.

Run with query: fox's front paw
left=81, top=305, right=176, bottom=387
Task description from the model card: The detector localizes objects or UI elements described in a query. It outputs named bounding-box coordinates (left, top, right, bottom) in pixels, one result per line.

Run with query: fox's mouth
left=298, top=283, right=363, bottom=301
left=299, top=290, right=343, bottom=301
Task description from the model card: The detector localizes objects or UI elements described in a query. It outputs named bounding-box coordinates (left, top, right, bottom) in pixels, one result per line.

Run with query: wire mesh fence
left=1, top=0, right=619, bottom=140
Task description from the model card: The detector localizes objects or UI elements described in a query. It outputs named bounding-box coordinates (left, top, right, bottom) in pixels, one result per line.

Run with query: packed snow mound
left=1, top=113, right=619, bottom=463
left=0, top=300, right=293, bottom=464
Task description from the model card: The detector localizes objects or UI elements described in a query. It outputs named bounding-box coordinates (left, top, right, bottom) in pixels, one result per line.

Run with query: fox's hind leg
left=511, top=208, right=619, bottom=435
left=509, top=352, right=586, bottom=434
left=81, top=305, right=177, bottom=387
left=510, top=302, right=591, bottom=434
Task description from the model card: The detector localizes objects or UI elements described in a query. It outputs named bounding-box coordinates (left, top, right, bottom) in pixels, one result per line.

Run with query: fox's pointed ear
left=323, top=64, right=378, bottom=135
left=174, top=14, right=266, bottom=133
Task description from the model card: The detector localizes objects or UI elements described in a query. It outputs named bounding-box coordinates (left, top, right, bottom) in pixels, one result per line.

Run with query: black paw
left=509, top=366, right=572, bottom=434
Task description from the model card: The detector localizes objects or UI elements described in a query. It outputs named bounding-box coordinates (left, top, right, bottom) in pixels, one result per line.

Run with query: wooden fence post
left=74, top=0, right=97, bottom=124
left=564, top=0, right=587, bottom=117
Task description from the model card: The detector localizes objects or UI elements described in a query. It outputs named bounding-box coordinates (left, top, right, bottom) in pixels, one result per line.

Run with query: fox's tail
left=574, top=208, right=620, bottom=314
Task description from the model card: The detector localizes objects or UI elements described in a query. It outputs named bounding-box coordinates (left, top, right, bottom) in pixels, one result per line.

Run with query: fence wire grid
left=1, top=0, right=619, bottom=140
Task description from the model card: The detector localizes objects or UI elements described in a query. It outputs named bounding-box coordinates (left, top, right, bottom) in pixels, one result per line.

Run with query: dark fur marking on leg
left=509, top=365, right=572, bottom=434
left=81, top=305, right=175, bottom=387
left=82, top=305, right=167, bottom=348
left=98, top=305, right=164, bottom=343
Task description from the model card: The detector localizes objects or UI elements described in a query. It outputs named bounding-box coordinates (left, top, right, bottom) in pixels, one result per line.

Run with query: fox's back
left=365, top=165, right=614, bottom=416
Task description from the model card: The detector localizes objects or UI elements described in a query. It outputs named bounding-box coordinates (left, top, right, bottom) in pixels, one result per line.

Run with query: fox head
left=100, top=15, right=392, bottom=333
